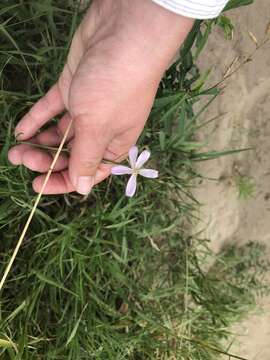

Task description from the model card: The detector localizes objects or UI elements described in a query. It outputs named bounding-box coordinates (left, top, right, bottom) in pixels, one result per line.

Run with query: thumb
left=69, top=115, right=111, bottom=195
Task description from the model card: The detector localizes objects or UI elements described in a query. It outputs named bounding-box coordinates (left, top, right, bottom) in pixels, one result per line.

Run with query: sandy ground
left=194, top=1, right=270, bottom=358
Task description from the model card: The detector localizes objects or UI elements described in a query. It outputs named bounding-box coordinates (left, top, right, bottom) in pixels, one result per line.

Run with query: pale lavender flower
left=111, top=146, right=158, bottom=197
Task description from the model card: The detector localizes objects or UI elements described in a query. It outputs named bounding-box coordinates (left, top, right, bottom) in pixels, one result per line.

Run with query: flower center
left=133, top=168, right=140, bottom=175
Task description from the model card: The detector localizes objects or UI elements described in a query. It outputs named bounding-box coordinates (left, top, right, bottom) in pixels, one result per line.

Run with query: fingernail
left=14, top=130, right=24, bottom=140
left=76, top=176, right=94, bottom=195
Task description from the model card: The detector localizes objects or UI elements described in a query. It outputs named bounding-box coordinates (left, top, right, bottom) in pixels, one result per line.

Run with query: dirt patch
left=194, top=0, right=270, bottom=358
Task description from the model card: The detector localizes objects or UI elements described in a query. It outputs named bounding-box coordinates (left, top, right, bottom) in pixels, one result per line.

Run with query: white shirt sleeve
left=151, top=0, right=230, bottom=19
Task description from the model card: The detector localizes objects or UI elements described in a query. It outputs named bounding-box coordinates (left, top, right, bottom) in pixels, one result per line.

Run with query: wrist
left=81, top=0, right=194, bottom=76
left=120, top=0, right=194, bottom=67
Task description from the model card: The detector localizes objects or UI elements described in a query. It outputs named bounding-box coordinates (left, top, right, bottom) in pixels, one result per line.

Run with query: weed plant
left=236, top=176, right=256, bottom=200
left=0, top=0, right=268, bottom=359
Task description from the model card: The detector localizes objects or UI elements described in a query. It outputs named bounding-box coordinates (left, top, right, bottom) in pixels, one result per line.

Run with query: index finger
left=15, top=83, right=65, bottom=140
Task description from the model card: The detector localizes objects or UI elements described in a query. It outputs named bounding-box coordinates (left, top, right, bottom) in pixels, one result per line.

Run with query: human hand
left=8, top=0, right=193, bottom=195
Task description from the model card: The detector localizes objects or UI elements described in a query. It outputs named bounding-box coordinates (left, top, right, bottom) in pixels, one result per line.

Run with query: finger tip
left=22, top=150, right=38, bottom=171
left=32, top=176, right=51, bottom=194
left=33, top=171, right=76, bottom=195
left=14, top=127, right=28, bottom=141
left=95, top=165, right=112, bottom=184
left=68, top=169, right=77, bottom=189
left=32, top=178, right=40, bottom=193
left=8, top=147, right=23, bottom=165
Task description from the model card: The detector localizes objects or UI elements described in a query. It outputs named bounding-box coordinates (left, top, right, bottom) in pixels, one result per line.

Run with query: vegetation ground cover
left=0, top=1, right=268, bottom=359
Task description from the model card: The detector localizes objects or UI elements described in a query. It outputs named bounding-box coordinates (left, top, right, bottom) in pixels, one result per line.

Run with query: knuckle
left=79, top=158, right=99, bottom=173
left=75, top=115, right=110, bottom=136
left=39, top=93, right=52, bottom=113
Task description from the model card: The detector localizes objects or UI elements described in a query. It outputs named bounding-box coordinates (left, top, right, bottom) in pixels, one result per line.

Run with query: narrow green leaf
left=192, top=148, right=252, bottom=161
left=224, top=0, right=254, bottom=12
left=66, top=304, right=88, bottom=346
left=34, top=271, right=78, bottom=297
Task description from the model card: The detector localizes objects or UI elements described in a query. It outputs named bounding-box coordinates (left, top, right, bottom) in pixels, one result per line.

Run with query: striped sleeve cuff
left=151, top=0, right=229, bottom=19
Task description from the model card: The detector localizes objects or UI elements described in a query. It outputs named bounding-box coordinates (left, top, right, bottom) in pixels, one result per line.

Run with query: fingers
left=9, top=113, right=74, bottom=170
left=8, top=144, right=31, bottom=165
left=34, top=113, right=74, bottom=146
left=8, top=144, right=68, bottom=173
left=10, top=112, right=143, bottom=195
left=15, top=83, right=65, bottom=140
left=22, top=149, right=68, bottom=173
left=32, top=164, right=112, bottom=194
left=68, top=115, right=112, bottom=195
left=33, top=170, right=74, bottom=194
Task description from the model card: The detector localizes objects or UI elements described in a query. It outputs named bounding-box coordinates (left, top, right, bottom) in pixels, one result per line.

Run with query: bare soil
left=194, top=1, right=270, bottom=358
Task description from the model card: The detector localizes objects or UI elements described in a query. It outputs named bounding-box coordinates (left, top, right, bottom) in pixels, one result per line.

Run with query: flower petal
left=125, top=174, right=137, bottom=197
left=139, top=168, right=158, bottom=178
left=135, top=150, right=150, bottom=168
left=111, top=165, right=133, bottom=175
left=129, top=146, right=138, bottom=169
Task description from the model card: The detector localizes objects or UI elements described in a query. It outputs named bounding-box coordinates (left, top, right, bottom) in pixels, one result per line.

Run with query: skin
left=8, top=0, right=194, bottom=195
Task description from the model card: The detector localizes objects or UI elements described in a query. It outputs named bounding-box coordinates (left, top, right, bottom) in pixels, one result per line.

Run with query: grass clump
left=0, top=0, right=268, bottom=359
left=236, top=175, right=256, bottom=200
